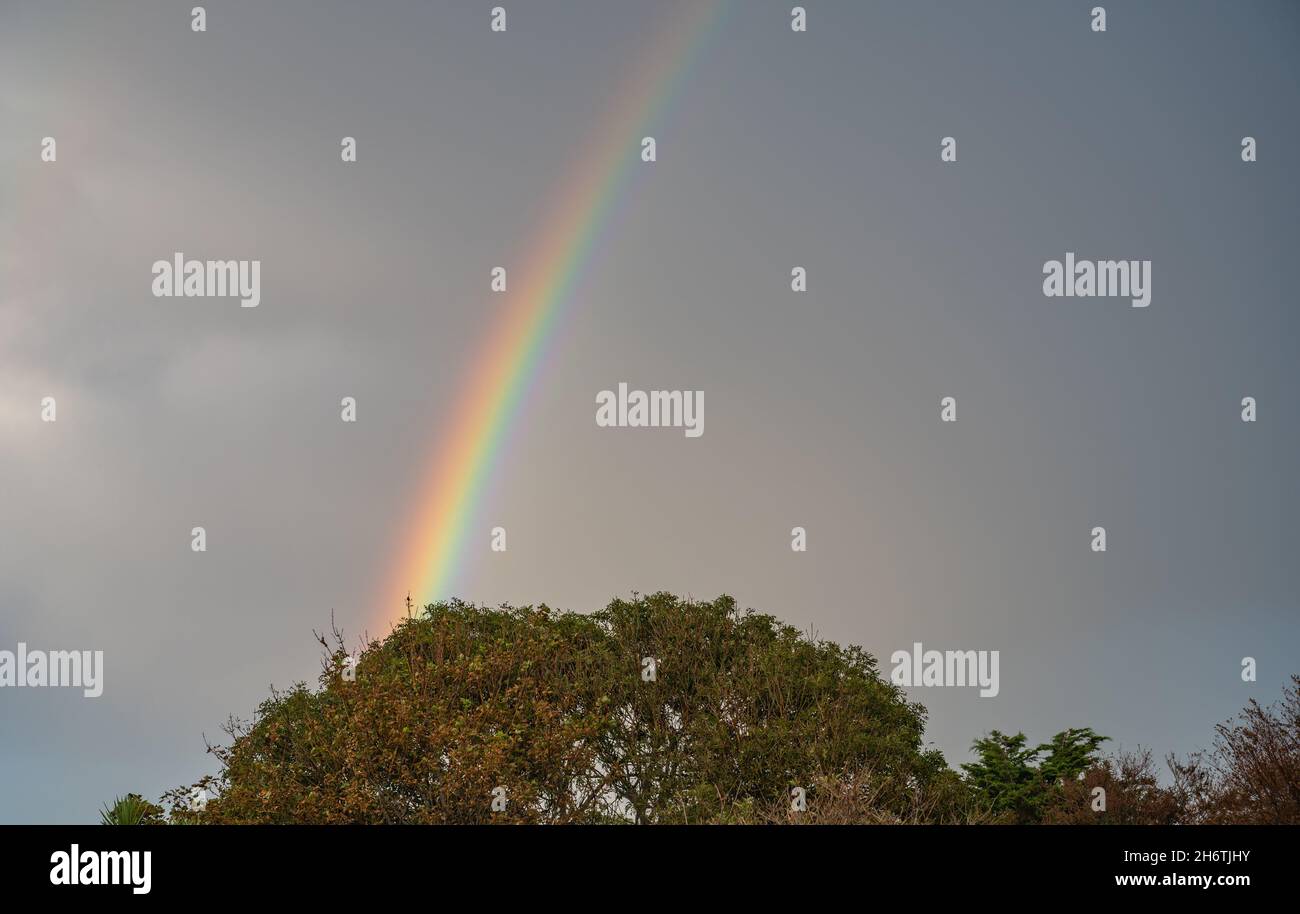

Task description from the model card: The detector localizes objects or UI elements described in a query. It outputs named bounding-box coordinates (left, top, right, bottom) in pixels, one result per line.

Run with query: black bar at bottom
left=0, top=824, right=1279, bottom=898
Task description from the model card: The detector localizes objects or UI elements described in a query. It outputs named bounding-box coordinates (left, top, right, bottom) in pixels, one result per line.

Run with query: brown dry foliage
left=1043, top=748, right=1186, bottom=825
left=736, top=766, right=994, bottom=824
left=1169, top=674, right=1300, bottom=824
left=1044, top=675, right=1300, bottom=825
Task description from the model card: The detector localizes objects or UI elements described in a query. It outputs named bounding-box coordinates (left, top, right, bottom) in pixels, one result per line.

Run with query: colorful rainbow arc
left=376, top=3, right=726, bottom=625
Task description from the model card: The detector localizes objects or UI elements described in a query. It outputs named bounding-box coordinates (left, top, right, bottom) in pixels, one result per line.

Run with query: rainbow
left=376, top=2, right=726, bottom=624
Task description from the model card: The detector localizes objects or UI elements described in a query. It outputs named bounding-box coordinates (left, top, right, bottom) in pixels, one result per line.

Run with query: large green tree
left=148, top=600, right=1299, bottom=824
left=166, top=593, right=975, bottom=823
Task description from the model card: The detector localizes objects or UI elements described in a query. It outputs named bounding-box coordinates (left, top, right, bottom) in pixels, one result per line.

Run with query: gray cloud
left=1, top=0, right=1298, bottom=822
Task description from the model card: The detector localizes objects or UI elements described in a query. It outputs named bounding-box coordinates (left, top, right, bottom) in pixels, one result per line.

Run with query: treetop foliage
left=167, top=593, right=971, bottom=823
left=149, top=595, right=1299, bottom=825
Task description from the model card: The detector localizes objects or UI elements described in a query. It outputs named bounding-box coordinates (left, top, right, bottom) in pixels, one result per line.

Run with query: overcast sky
left=2, top=0, right=1299, bottom=822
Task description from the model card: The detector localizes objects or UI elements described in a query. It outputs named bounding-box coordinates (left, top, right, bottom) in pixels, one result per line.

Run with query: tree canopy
left=166, top=593, right=977, bottom=823
left=150, top=594, right=1299, bottom=825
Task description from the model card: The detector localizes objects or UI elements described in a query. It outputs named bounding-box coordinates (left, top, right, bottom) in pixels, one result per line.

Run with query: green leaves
left=961, top=727, right=1109, bottom=823
left=165, top=592, right=966, bottom=824
left=99, top=793, right=163, bottom=826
